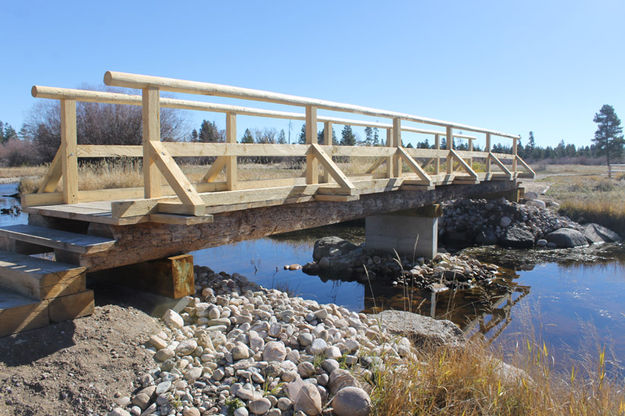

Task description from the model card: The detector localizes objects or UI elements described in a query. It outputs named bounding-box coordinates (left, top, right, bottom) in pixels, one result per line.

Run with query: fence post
left=386, top=128, right=393, bottom=178
left=305, top=105, right=318, bottom=184
left=142, top=87, right=161, bottom=198
left=60, top=99, right=78, bottom=204
left=512, top=137, right=518, bottom=174
left=468, top=137, right=474, bottom=168
left=434, top=133, right=440, bottom=175
left=485, top=133, right=491, bottom=175
left=392, top=118, right=402, bottom=177
left=226, top=112, right=237, bottom=190
left=446, top=126, right=453, bottom=174
left=322, top=121, right=332, bottom=183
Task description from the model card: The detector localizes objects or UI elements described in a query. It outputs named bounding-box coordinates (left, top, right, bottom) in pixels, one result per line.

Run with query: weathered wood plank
left=0, top=224, right=115, bottom=254
left=0, top=290, right=49, bottom=337
left=61, top=99, right=78, bottom=204
left=143, top=87, right=162, bottom=198
left=48, top=290, right=94, bottom=322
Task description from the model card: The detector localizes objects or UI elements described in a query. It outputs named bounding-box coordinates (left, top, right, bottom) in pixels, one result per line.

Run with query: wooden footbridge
left=0, top=72, right=534, bottom=336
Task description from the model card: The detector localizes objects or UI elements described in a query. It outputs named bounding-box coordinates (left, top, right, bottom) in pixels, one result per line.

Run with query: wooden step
left=0, top=251, right=86, bottom=299
left=0, top=289, right=49, bottom=336
left=0, top=224, right=115, bottom=254
left=0, top=288, right=94, bottom=337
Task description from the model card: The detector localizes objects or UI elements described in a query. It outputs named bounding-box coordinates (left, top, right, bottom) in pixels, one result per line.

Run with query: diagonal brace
left=488, top=152, right=512, bottom=179
left=37, top=150, right=63, bottom=193
left=202, top=156, right=227, bottom=182
left=397, top=147, right=433, bottom=185
left=449, top=149, right=479, bottom=180
left=309, top=144, right=356, bottom=194
left=149, top=141, right=205, bottom=208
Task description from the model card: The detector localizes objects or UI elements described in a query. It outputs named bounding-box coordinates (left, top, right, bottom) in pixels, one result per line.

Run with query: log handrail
left=27, top=75, right=534, bottom=216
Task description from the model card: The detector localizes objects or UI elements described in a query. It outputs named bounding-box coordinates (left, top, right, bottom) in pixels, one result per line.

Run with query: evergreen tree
left=0, top=121, right=17, bottom=144
left=190, top=129, right=198, bottom=142
left=340, top=125, right=356, bottom=146
left=198, top=120, right=222, bottom=142
left=593, top=104, right=624, bottom=175
left=318, top=126, right=337, bottom=144
left=241, top=128, right=254, bottom=143
left=373, top=127, right=380, bottom=145
left=364, top=127, right=373, bottom=145
left=277, top=129, right=286, bottom=144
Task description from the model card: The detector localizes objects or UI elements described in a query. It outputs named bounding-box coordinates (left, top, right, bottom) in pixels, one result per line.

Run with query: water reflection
left=0, top=183, right=27, bottom=226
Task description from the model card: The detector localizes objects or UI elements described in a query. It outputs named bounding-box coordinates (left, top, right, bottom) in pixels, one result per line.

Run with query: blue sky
left=1, top=0, right=624, bottom=148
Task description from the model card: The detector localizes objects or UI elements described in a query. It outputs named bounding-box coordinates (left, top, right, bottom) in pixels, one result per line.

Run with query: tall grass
left=369, top=338, right=625, bottom=415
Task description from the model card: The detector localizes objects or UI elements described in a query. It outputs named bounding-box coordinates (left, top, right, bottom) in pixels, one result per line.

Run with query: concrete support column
left=365, top=205, right=441, bottom=259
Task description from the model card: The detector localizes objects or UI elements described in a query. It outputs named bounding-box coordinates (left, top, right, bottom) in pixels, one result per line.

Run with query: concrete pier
left=365, top=205, right=441, bottom=259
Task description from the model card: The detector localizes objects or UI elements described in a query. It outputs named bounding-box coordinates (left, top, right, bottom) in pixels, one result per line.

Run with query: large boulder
left=499, top=226, right=535, bottom=248
left=369, top=310, right=464, bottom=347
left=546, top=228, right=588, bottom=248
left=583, top=223, right=622, bottom=244
left=313, top=236, right=359, bottom=261
left=332, top=386, right=372, bottom=416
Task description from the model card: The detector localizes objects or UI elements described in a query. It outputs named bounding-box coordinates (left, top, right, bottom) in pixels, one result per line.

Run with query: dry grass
left=533, top=167, right=625, bottom=235
left=369, top=338, right=625, bottom=416
left=0, top=165, right=48, bottom=179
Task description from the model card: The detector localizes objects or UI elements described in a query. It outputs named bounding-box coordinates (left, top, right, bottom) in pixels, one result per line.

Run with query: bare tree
left=21, top=86, right=187, bottom=163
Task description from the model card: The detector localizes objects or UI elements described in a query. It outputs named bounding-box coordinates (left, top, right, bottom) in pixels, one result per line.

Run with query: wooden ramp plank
left=0, top=224, right=116, bottom=254
left=0, top=251, right=86, bottom=299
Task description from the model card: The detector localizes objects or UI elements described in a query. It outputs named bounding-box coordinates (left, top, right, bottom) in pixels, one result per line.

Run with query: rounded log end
left=103, top=71, right=113, bottom=85
left=31, top=85, right=39, bottom=97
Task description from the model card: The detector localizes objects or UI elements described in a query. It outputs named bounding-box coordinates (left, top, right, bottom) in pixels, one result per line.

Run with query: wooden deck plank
left=0, top=224, right=116, bottom=254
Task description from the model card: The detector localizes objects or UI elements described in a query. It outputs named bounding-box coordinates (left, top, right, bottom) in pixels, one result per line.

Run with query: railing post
left=434, top=133, right=440, bottom=175
left=485, top=133, right=491, bottom=174
left=446, top=126, right=453, bottom=174
left=142, top=87, right=161, bottom=198
left=392, top=118, right=402, bottom=177
left=305, top=105, right=318, bottom=184
left=322, top=121, right=332, bottom=183
left=468, top=137, right=474, bottom=168
left=512, top=137, right=518, bottom=174
left=226, top=112, right=238, bottom=190
left=60, top=99, right=78, bottom=204
left=386, top=128, right=393, bottom=178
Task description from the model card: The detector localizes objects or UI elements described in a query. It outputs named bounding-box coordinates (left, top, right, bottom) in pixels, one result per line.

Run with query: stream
left=2, top=181, right=625, bottom=375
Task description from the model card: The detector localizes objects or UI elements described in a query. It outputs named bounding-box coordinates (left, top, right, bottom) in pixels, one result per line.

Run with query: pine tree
left=198, top=120, right=222, bottom=142
left=593, top=105, right=624, bottom=176
left=364, top=127, right=373, bottom=145
left=373, top=127, right=380, bottom=146
left=277, top=129, right=286, bottom=144
left=241, top=128, right=254, bottom=143
left=340, top=125, right=356, bottom=146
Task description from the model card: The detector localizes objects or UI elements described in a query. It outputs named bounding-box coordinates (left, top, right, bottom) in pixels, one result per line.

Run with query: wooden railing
left=25, top=72, right=535, bottom=221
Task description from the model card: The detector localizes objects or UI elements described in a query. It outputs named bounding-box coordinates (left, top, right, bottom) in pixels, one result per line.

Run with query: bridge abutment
left=365, top=204, right=442, bottom=259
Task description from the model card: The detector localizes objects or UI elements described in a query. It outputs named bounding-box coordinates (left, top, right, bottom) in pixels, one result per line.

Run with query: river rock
left=310, top=339, right=328, bottom=355
left=232, top=341, right=250, bottom=360
left=263, top=341, right=287, bottom=362
left=369, top=310, right=464, bottom=347
left=295, top=383, right=322, bottom=415
left=313, top=236, right=358, bottom=261
left=175, top=339, right=197, bottom=356
left=249, top=397, right=272, bottom=415
left=500, top=226, right=535, bottom=248
left=108, top=408, right=131, bottom=416
left=525, top=199, right=546, bottom=209
left=162, top=309, right=184, bottom=329
left=583, top=223, right=622, bottom=244
left=547, top=228, right=587, bottom=248
left=332, top=386, right=372, bottom=416
left=328, top=369, right=359, bottom=394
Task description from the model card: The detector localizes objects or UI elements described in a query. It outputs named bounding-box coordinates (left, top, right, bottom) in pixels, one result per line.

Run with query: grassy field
left=531, top=164, right=625, bottom=235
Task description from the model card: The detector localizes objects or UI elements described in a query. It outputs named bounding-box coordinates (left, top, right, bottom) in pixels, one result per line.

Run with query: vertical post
left=60, top=99, right=78, bottom=204
left=392, top=118, right=402, bottom=178
left=142, top=87, right=161, bottom=198
left=305, top=105, right=318, bottom=184
left=322, top=121, right=332, bottom=183
left=434, top=133, right=440, bottom=175
left=446, top=126, right=453, bottom=174
left=468, top=138, right=474, bottom=168
left=386, top=128, right=393, bottom=178
left=226, top=113, right=237, bottom=190
left=485, top=133, right=491, bottom=175
left=512, top=137, right=518, bottom=174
